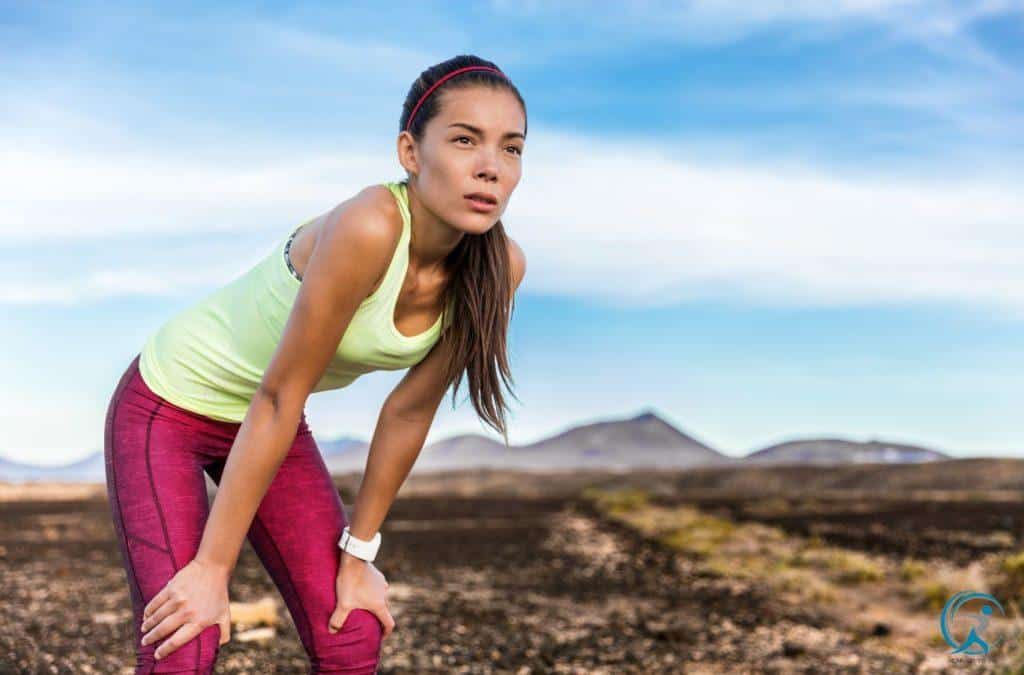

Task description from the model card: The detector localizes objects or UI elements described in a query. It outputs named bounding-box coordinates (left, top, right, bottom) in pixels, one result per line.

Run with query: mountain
left=315, top=409, right=733, bottom=473
left=745, top=438, right=949, bottom=466
left=325, top=432, right=509, bottom=473
left=1, top=412, right=956, bottom=483
left=321, top=437, right=371, bottom=474
left=417, top=433, right=525, bottom=471
left=499, top=409, right=733, bottom=471
left=326, top=409, right=732, bottom=474
left=0, top=451, right=106, bottom=483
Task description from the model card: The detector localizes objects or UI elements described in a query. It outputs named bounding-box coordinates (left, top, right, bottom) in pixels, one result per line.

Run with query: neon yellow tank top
left=139, top=180, right=452, bottom=422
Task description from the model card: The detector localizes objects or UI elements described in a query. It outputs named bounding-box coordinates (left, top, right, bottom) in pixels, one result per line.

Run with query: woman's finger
left=154, top=621, right=202, bottom=661
left=328, top=605, right=350, bottom=634
left=378, top=606, right=396, bottom=639
left=141, top=599, right=178, bottom=634
left=217, top=609, right=231, bottom=646
left=143, top=585, right=173, bottom=621
left=142, top=608, right=188, bottom=647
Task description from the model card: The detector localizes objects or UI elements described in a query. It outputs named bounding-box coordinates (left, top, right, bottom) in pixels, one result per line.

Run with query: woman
left=103, top=54, right=527, bottom=673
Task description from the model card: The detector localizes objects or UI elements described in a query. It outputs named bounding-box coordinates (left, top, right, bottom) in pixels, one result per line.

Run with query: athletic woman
left=103, top=54, right=527, bottom=673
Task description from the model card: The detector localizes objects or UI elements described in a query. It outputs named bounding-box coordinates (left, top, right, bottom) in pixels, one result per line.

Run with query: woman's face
left=407, top=85, right=526, bottom=234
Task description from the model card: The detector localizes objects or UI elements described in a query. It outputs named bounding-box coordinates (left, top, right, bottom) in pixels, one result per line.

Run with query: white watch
left=338, top=526, right=381, bottom=562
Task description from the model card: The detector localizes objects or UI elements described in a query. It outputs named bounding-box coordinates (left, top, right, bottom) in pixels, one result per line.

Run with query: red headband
left=405, top=65, right=507, bottom=132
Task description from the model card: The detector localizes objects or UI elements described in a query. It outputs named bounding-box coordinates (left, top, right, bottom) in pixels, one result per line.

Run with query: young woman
left=103, top=54, right=527, bottom=673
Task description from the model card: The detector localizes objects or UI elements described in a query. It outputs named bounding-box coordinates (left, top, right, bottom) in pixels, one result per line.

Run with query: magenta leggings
left=103, top=354, right=383, bottom=673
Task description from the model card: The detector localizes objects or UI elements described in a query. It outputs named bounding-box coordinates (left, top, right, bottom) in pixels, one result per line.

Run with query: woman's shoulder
left=355, top=182, right=403, bottom=218
left=507, top=236, right=527, bottom=289
left=297, top=184, right=404, bottom=302
left=325, top=183, right=403, bottom=250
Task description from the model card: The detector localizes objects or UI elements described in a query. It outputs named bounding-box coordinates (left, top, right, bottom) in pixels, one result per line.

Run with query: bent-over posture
left=104, top=53, right=528, bottom=673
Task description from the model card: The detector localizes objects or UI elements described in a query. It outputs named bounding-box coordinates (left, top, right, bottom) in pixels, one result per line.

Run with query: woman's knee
left=311, top=608, right=383, bottom=674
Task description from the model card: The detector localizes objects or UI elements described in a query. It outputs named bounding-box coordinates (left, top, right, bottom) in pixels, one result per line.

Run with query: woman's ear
left=396, top=130, right=420, bottom=178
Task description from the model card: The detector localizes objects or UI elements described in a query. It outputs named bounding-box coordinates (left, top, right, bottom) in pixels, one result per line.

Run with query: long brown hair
left=399, top=54, right=527, bottom=446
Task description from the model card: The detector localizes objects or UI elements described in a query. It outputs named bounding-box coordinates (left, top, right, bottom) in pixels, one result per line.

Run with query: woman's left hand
left=328, top=552, right=396, bottom=639
left=140, top=557, right=232, bottom=660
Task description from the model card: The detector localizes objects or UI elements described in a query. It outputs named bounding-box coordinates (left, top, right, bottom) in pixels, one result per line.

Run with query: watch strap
left=338, top=526, right=381, bottom=562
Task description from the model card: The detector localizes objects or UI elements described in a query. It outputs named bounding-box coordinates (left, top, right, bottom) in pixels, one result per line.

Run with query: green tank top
left=139, top=180, right=452, bottom=423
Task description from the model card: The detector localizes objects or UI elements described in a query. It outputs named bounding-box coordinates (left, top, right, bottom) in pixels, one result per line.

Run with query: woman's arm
left=326, top=236, right=526, bottom=637
left=194, top=188, right=403, bottom=576
left=346, top=332, right=457, bottom=544
left=139, top=187, right=402, bottom=658
left=345, top=236, right=528, bottom=543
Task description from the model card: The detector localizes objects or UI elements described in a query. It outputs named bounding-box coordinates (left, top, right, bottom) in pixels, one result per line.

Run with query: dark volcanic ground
left=656, top=494, right=1024, bottom=567
left=0, top=484, right=1017, bottom=673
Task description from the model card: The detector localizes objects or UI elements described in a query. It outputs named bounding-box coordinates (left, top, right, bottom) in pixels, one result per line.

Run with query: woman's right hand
left=140, top=558, right=232, bottom=660
left=329, top=552, right=396, bottom=639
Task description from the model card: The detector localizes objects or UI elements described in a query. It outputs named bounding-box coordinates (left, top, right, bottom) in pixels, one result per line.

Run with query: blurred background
left=2, top=2, right=1023, bottom=673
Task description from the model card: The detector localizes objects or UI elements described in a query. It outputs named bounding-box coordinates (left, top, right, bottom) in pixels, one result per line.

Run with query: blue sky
left=2, top=1, right=1022, bottom=465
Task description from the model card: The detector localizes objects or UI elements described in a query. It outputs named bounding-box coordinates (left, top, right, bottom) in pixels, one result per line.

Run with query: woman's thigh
left=207, top=424, right=384, bottom=673
left=104, top=354, right=234, bottom=673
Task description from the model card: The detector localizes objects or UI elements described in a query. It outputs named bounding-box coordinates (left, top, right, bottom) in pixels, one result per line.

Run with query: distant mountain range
left=344, top=411, right=732, bottom=475
left=745, top=438, right=947, bottom=465
left=0, top=409, right=954, bottom=483
left=0, top=451, right=108, bottom=483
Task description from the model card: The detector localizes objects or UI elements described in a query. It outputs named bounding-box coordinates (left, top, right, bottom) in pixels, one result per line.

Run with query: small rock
left=91, top=611, right=123, bottom=625
left=829, top=653, right=860, bottom=667
left=229, top=597, right=278, bottom=627
left=234, top=627, right=276, bottom=643
left=916, top=653, right=950, bottom=673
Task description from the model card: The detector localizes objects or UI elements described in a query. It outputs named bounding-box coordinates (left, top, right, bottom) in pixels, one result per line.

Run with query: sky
left=2, top=1, right=1023, bottom=465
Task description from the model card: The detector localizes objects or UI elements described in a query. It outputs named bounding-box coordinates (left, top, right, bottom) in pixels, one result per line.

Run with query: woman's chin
left=453, top=215, right=500, bottom=235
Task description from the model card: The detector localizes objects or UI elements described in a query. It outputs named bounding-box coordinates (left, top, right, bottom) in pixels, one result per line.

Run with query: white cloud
left=1, top=124, right=1021, bottom=316
left=0, top=144, right=397, bottom=239
left=513, top=131, right=1024, bottom=316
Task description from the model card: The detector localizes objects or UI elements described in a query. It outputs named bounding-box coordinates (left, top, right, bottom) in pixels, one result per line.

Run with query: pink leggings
left=103, top=354, right=383, bottom=673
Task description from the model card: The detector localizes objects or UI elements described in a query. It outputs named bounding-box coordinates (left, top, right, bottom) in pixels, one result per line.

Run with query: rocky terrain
left=1, top=468, right=1022, bottom=673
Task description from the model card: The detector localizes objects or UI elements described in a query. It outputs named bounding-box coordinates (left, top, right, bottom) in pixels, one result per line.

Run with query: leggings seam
left=253, top=513, right=316, bottom=655
left=108, top=371, right=146, bottom=654
left=126, top=533, right=171, bottom=555
left=144, top=401, right=178, bottom=569
left=144, top=400, right=202, bottom=671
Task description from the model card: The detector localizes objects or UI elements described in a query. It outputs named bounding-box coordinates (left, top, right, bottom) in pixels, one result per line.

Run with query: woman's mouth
left=464, top=193, right=498, bottom=212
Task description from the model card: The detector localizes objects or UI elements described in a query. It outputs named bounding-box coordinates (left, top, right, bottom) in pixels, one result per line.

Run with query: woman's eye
left=453, top=136, right=520, bottom=156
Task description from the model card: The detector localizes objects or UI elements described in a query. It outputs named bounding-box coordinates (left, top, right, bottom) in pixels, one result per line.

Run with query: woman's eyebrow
left=448, top=122, right=525, bottom=141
